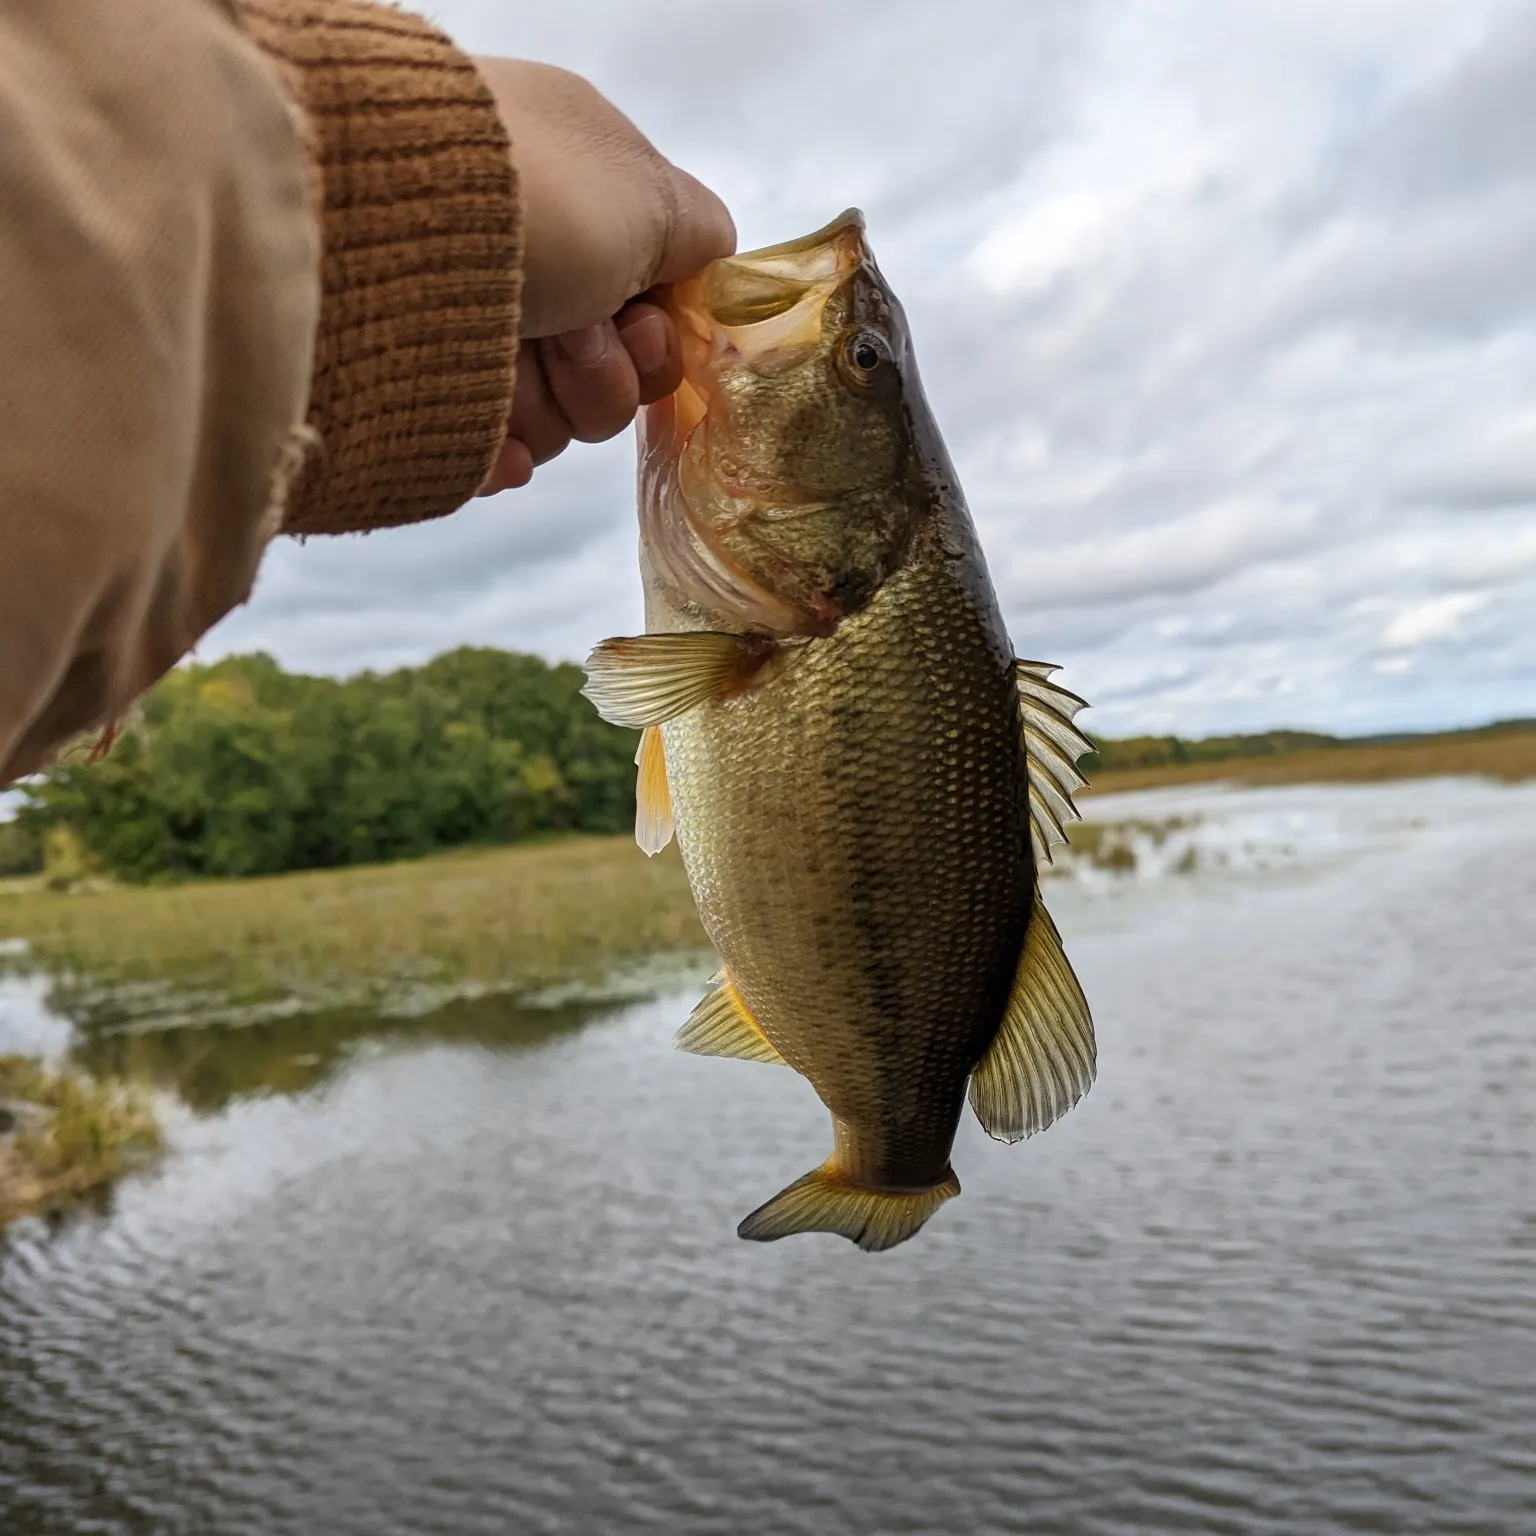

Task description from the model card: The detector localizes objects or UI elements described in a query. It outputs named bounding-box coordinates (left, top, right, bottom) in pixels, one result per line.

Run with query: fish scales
left=657, top=547, right=1030, bottom=1188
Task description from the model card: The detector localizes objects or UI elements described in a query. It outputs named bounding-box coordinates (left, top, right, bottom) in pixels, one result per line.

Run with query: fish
left=582, top=210, right=1096, bottom=1253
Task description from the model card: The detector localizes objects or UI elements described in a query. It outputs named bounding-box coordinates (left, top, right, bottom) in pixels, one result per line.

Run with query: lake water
left=1, top=778, right=1533, bottom=1535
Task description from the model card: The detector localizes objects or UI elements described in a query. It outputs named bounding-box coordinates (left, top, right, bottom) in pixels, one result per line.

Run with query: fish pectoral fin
left=1015, top=659, right=1094, bottom=867
left=737, top=1162, right=960, bottom=1253
left=581, top=632, right=772, bottom=729
left=673, top=971, right=787, bottom=1065
left=970, top=889, right=1096, bottom=1144
left=633, top=726, right=674, bottom=857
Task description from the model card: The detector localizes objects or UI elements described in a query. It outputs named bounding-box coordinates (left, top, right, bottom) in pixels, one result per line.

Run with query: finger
left=506, top=349, right=574, bottom=467
left=538, top=321, right=640, bottom=444
left=476, top=436, right=534, bottom=497
left=615, top=301, right=682, bottom=405
left=646, top=164, right=737, bottom=288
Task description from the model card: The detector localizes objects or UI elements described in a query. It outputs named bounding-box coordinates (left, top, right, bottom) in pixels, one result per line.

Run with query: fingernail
left=618, top=311, right=669, bottom=376
left=555, top=323, right=611, bottom=365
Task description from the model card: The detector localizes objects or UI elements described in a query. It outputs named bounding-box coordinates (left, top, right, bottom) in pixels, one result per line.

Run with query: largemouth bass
left=583, top=210, right=1095, bottom=1252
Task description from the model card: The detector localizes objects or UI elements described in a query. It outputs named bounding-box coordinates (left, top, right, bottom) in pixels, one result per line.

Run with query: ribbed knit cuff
left=235, top=0, right=520, bottom=534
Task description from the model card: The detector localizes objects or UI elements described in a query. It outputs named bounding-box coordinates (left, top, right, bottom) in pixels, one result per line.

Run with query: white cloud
left=201, top=0, right=1536, bottom=737
left=1381, top=593, right=1489, bottom=650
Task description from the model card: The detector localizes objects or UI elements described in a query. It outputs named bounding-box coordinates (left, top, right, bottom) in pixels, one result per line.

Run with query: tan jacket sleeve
left=236, top=1, right=521, bottom=536
left=0, top=0, right=521, bottom=786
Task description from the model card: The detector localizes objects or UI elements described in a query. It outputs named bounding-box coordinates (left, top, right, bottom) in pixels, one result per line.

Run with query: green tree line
left=1078, top=728, right=1340, bottom=775
left=10, top=649, right=639, bottom=883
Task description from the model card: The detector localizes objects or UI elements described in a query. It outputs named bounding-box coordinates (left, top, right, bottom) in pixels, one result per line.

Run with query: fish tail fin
left=737, top=1161, right=960, bottom=1253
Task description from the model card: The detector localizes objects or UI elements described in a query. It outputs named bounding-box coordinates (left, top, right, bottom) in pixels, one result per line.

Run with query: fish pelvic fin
left=970, top=888, right=1096, bottom=1144
left=1014, top=659, right=1094, bottom=868
left=633, top=726, right=674, bottom=857
left=581, top=631, right=775, bottom=729
left=737, top=1162, right=960, bottom=1253
left=674, top=970, right=787, bottom=1065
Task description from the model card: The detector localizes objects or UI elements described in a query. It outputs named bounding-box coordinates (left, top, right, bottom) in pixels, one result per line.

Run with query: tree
left=20, top=648, right=640, bottom=882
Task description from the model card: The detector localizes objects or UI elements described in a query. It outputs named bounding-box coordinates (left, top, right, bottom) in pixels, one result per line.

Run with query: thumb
left=646, top=164, right=737, bottom=288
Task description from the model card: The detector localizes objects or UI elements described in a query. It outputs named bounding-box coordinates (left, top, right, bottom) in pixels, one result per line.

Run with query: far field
left=1082, top=722, right=1536, bottom=793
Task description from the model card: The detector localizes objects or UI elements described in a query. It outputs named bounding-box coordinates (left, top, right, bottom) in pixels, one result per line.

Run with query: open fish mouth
left=638, top=211, right=876, bottom=636
left=699, top=209, right=868, bottom=328
left=667, top=209, right=869, bottom=434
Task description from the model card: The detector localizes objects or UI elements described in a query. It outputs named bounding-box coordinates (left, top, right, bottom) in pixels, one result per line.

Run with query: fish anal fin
left=737, top=1161, right=960, bottom=1253
left=970, top=890, right=1096, bottom=1143
left=581, top=632, right=775, bottom=729
left=674, top=971, right=787, bottom=1065
left=633, top=726, right=674, bottom=857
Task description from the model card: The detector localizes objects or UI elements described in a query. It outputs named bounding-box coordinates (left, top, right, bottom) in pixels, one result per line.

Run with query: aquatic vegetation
left=0, top=1056, right=162, bottom=1227
left=1049, top=816, right=1202, bottom=877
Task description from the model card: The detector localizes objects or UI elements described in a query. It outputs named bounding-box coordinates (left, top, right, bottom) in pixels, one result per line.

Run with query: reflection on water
left=1, top=778, right=1533, bottom=1535
left=69, top=993, right=629, bottom=1114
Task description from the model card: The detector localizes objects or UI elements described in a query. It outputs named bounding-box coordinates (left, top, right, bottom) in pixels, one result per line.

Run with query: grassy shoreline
left=0, top=836, right=707, bottom=1223
left=0, top=835, right=707, bottom=1024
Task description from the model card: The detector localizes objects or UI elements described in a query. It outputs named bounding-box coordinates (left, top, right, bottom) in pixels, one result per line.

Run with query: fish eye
left=840, top=328, right=894, bottom=385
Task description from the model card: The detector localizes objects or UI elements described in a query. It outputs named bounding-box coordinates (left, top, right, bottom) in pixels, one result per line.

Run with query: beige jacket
left=0, top=0, right=522, bottom=784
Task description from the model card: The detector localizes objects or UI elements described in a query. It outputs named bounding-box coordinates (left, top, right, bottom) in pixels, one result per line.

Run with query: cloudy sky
left=208, top=0, right=1536, bottom=738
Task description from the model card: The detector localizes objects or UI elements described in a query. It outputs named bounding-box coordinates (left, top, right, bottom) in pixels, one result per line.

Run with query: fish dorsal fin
left=1015, top=659, right=1094, bottom=867
left=737, top=1161, right=960, bottom=1252
left=674, top=971, right=788, bottom=1065
left=970, top=889, right=1096, bottom=1143
left=581, top=632, right=772, bottom=729
left=633, top=726, right=674, bottom=857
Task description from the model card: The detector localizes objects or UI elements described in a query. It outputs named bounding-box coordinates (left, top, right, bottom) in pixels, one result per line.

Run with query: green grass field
left=0, top=834, right=706, bottom=1016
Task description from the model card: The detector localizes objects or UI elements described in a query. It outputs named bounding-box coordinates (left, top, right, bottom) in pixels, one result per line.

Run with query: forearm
left=0, top=0, right=523, bottom=784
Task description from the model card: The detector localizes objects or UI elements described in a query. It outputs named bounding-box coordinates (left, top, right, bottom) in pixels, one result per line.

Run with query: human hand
left=472, top=60, right=735, bottom=494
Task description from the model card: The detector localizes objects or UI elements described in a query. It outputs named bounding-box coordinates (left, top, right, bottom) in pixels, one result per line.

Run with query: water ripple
left=2, top=781, right=1534, bottom=1534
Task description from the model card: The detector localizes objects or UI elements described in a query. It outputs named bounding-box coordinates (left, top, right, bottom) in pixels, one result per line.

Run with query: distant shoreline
left=1084, top=724, right=1536, bottom=795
